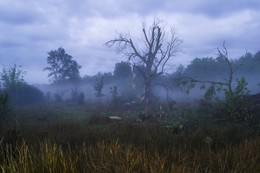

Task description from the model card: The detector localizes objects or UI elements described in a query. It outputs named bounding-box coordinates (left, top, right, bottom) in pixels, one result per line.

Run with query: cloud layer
left=0, top=0, right=259, bottom=83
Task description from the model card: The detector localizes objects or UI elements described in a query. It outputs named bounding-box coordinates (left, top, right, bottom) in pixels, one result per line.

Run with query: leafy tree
left=173, top=43, right=254, bottom=125
left=174, top=49, right=260, bottom=97
left=184, top=57, right=227, bottom=80
left=102, top=72, right=113, bottom=83
left=0, top=64, right=25, bottom=89
left=106, top=19, right=182, bottom=104
left=113, top=61, right=137, bottom=100
left=254, top=51, right=260, bottom=61
left=44, top=47, right=81, bottom=83
left=0, top=65, right=44, bottom=105
left=173, top=43, right=239, bottom=99
left=113, top=61, right=132, bottom=79
left=0, top=65, right=24, bottom=106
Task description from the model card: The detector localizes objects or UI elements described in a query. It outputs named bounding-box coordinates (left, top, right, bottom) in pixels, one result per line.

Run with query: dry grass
left=0, top=138, right=259, bottom=173
left=0, top=104, right=259, bottom=173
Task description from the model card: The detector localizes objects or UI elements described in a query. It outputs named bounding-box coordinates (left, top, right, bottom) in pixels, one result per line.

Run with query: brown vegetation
left=0, top=103, right=259, bottom=172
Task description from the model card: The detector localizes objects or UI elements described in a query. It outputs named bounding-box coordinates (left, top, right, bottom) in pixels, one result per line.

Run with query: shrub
left=0, top=92, right=9, bottom=116
left=222, top=77, right=254, bottom=125
left=5, top=84, right=44, bottom=105
left=0, top=64, right=44, bottom=105
left=110, top=86, right=121, bottom=109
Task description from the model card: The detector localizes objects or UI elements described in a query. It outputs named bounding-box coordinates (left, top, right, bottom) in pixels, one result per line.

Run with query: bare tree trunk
left=142, top=78, right=152, bottom=104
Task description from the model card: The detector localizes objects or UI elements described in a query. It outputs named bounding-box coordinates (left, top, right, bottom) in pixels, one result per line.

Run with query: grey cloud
left=0, top=10, right=35, bottom=25
left=0, top=1, right=46, bottom=25
left=0, top=0, right=260, bottom=84
left=189, top=0, right=260, bottom=18
left=113, top=0, right=260, bottom=19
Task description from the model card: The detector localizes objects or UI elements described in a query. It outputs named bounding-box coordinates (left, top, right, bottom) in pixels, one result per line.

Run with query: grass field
left=0, top=102, right=259, bottom=173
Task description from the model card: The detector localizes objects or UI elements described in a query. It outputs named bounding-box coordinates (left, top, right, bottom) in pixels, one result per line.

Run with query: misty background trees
left=113, top=61, right=132, bottom=79
left=0, top=20, right=259, bottom=110
left=174, top=49, right=260, bottom=96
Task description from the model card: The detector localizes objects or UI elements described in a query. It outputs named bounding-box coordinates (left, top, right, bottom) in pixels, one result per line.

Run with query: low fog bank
left=34, top=72, right=259, bottom=106
left=36, top=78, right=137, bottom=104
left=2, top=51, right=259, bottom=107
left=2, top=72, right=259, bottom=107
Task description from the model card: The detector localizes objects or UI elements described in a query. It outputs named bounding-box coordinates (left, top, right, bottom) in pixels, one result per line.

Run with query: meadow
left=0, top=101, right=259, bottom=173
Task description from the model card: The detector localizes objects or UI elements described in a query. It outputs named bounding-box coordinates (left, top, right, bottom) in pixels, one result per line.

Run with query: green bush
left=1, top=64, right=44, bottom=105
left=222, top=77, right=254, bottom=125
left=5, top=84, right=44, bottom=105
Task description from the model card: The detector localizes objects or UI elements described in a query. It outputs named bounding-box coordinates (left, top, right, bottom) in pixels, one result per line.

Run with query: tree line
left=0, top=20, right=260, bottom=110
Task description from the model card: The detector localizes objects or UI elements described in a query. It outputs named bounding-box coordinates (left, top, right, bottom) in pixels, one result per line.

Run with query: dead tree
left=173, top=42, right=238, bottom=100
left=106, top=20, right=181, bottom=104
left=217, top=43, right=234, bottom=96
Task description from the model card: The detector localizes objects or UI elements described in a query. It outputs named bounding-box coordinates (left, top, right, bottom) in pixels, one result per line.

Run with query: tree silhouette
left=94, top=73, right=104, bottom=98
left=0, top=65, right=44, bottom=105
left=113, top=61, right=132, bottom=79
left=44, top=47, right=81, bottom=83
left=106, top=20, right=181, bottom=103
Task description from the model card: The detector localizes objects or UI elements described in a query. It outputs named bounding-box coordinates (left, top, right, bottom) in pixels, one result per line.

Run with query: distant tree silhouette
left=44, top=47, right=81, bottom=83
left=113, top=61, right=132, bottom=79
left=94, top=73, right=104, bottom=98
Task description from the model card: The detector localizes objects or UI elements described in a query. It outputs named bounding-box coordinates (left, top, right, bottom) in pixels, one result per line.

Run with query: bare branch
left=184, top=76, right=228, bottom=86
left=142, top=28, right=151, bottom=47
left=217, top=41, right=234, bottom=95
left=105, top=19, right=182, bottom=103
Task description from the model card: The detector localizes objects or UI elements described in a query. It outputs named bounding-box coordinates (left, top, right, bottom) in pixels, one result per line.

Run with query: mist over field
left=1, top=1, right=260, bottom=172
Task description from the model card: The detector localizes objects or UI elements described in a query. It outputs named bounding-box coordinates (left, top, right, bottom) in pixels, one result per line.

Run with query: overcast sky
left=0, top=0, right=259, bottom=84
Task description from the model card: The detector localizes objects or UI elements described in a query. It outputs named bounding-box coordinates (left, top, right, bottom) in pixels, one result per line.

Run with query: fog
left=1, top=47, right=260, bottom=107
left=33, top=70, right=259, bottom=107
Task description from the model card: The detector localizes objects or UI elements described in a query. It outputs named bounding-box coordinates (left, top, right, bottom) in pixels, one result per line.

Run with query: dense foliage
left=179, top=51, right=260, bottom=83
left=113, top=61, right=132, bottom=79
left=44, top=47, right=81, bottom=83
left=0, top=65, right=44, bottom=105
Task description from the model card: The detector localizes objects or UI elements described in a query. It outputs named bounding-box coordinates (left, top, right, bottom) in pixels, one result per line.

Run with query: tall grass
left=0, top=104, right=259, bottom=172
left=0, top=138, right=259, bottom=173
